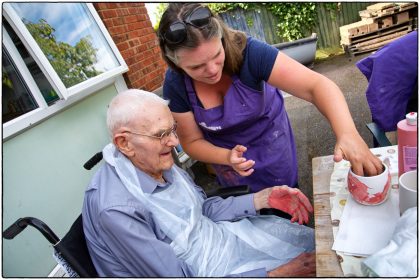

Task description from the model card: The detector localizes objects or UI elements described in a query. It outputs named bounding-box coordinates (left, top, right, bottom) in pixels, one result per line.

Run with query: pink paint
left=268, top=187, right=313, bottom=224
left=347, top=163, right=391, bottom=205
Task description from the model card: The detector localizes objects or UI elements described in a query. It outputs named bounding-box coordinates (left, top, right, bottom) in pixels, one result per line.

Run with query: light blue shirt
left=82, top=163, right=267, bottom=277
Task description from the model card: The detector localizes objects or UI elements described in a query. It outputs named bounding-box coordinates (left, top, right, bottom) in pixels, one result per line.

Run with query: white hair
left=106, top=89, right=169, bottom=137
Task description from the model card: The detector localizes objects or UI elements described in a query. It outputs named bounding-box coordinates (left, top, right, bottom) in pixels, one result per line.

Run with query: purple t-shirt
left=356, top=31, right=418, bottom=131
left=163, top=37, right=279, bottom=112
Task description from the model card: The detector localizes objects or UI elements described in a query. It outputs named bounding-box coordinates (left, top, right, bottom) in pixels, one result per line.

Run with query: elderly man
left=82, top=89, right=316, bottom=277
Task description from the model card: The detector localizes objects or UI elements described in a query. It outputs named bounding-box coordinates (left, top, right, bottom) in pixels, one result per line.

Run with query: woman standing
left=158, top=3, right=382, bottom=193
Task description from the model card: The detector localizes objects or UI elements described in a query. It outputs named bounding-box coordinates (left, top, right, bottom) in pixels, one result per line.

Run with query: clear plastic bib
left=103, top=144, right=314, bottom=276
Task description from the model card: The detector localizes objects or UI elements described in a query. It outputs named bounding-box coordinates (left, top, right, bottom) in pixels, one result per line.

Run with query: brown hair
left=157, top=3, right=247, bottom=75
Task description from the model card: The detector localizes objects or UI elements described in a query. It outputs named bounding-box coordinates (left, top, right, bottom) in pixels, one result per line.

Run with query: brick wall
left=94, top=3, right=166, bottom=91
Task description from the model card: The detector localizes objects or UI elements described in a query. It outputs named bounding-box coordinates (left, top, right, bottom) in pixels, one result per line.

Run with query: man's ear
left=114, top=132, right=134, bottom=157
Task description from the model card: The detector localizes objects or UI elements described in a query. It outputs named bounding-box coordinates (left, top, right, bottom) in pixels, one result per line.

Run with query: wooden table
left=312, top=155, right=344, bottom=277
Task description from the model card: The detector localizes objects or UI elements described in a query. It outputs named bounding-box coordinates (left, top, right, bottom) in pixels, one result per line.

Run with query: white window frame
left=2, top=3, right=128, bottom=140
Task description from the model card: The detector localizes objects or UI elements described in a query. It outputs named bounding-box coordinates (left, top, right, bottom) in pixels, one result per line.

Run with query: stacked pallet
left=340, top=2, right=417, bottom=56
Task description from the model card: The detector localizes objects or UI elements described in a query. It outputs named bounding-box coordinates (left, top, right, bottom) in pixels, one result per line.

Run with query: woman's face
left=176, top=37, right=225, bottom=84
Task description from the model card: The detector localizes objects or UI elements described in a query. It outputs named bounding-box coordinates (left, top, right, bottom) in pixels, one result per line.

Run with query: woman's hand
left=334, top=132, right=383, bottom=176
left=254, top=186, right=313, bottom=225
left=228, top=145, right=255, bottom=176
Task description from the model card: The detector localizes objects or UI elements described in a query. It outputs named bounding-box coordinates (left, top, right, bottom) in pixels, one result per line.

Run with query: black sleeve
left=162, top=69, right=192, bottom=113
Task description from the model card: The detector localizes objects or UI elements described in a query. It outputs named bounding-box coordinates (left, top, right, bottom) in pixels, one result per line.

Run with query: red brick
left=94, top=3, right=108, bottom=10
left=137, top=14, right=148, bottom=21
left=139, top=35, right=149, bottom=44
left=128, top=39, right=140, bottom=48
left=143, top=57, right=154, bottom=66
left=109, top=25, right=127, bottom=35
left=124, top=15, right=138, bottom=24
left=112, top=34, right=129, bottom=44
left=112, top=17, right=124, bottom=26
left=113, top=3, right=125, bottom=8
left=140, top=22, right=148, bottom=29
left=128, top=7, right=140, bottom=15
left=128, top=29, right=143, bottom=39
left=121, top=49, right=135, bottom=60
left=102, top=9, right=118, bottom=19
left=117, top=41, right=130, bottom=52
left=125, top=57, right=136, bottom=66
left=102, top=18, right=113, bottom=29
left=127, top=22, right=142, bottom=31
left=138, top=7, right=147, bottom=14
left=116, top=8, right=129, bottom=17
left=94, top=3, right=166, bottom=90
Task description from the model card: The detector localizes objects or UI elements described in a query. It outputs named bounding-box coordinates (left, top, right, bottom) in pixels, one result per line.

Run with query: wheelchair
left=3, top=151, right=250, bottom=277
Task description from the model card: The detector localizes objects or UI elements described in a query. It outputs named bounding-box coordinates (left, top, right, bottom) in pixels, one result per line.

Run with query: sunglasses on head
left=163, top=6, right=212, bottom=45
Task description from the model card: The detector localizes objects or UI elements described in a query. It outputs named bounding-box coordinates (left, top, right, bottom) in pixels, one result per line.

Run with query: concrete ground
left=191, top=53, right=375, bottom=227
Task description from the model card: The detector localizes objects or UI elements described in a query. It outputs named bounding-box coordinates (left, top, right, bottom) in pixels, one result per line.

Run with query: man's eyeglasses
left=125, top=123, right=178, bottom=145
left=163, top=6, right=212, bottom=45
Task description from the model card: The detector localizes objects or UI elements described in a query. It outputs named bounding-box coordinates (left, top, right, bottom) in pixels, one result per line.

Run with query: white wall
left=3, top=84, right=118, bottom=277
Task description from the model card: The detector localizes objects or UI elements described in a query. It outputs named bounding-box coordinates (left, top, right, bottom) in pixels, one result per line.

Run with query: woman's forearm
left=310, top=75, right=359, bottom=139
left=180, top=138, right=231, bottom=165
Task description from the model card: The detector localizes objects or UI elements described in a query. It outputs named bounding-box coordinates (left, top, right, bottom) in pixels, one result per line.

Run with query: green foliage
left=24, top=18, right=102, bottom=88
left=153, top=3, right=168, bottom=30
left=152, top=3, right=340, bottom=41
left=264, top=3, right=317, bottom=41
left=208, top=3, right=318, bottom=41
left=324, top=3, right=341, bottom=12
left=207, top=3, right=260, bottom=13
left=2, top=71, right=13, bottom=90
left=323, top=3, right=341, bottom=21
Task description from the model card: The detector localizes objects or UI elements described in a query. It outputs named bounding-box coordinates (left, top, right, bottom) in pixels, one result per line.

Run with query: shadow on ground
left=191, top=53, right=375, bottom=228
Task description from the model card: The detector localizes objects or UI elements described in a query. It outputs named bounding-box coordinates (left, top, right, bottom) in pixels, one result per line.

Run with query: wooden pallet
left=340, top=2, right=417, bottom=57
left=359, top=2, right=417, bottom=18
left=348, top=22, right=413, bottom=45
left=341, top=2, right=417, bottom=41
left=349, top=29, right=410, bottom=54
left=340, top=15, right=412, bottom=45
left=346, top=25, right=413, bottom=56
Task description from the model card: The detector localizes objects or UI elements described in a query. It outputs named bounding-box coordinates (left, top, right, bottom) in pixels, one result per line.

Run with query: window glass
left=2, top=48, right=38, bottom=123
left=10, top=3, right=120, bottom=88
left=3, top=18, right=59, bottom=105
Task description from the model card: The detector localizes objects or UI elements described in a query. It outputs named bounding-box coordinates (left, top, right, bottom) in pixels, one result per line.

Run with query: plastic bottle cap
left=406, top=112, right=417, bottom=125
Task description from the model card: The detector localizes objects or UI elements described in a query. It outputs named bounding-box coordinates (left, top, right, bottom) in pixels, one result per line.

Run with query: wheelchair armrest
left=366, top=122, right=392, bottom=147
left=206, top=185, right=251, bottom=199
left=83, top=152, right=103, bottom=170
left=3, top=217, right=59, bottom=245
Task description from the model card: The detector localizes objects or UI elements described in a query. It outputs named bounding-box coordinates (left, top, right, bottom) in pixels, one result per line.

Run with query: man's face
left=124, top=104, right=179, bottom=181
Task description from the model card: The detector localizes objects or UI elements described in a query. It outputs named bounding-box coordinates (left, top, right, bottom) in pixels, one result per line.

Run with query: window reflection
left=11, top=3, right=120, bottom=88
left=3, top=18, right=59, bottom=105
left=2, top=48, right=38, bottom=123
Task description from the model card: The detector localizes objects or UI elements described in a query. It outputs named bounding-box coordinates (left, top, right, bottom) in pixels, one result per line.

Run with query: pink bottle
left=397, top=112, right=418, bottom=176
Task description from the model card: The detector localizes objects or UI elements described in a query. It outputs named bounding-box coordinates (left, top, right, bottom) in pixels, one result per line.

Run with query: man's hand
left=268, top=186, right=313, bottom=224
left=254, top=186, right=313, bottom=225
left=334, top=132, right=383, bottom=176
left=267, top=252, right=316, bottom=277
left=228, top=145, right=255, bottom=176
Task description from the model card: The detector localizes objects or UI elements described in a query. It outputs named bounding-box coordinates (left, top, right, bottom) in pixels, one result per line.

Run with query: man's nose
left=165, top=131, right=179, bottom=146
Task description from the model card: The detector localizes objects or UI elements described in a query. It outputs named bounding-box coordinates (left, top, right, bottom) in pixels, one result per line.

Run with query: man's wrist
left=253, top=188, right=271, bottom=211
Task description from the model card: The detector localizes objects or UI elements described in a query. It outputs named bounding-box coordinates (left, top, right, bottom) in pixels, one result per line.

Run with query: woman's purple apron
left=185, top=75, right=298, bottom=192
